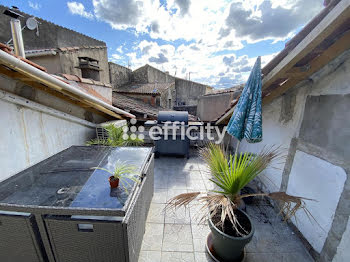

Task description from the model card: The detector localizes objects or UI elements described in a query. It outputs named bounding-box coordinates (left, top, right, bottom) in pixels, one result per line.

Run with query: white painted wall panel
left=287, top=150, right=346, bottom=253
left=0, top=99, right=95, bottom=182
left=239, top=95, right=304, bottom=192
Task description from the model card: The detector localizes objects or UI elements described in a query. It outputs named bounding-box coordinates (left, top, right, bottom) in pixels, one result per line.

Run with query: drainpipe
left=0, top=49, right=136, bottom=119
left=10, top=18, right=25, bottom=58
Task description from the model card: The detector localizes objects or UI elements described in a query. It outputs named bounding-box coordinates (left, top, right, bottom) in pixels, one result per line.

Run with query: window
left=78, top=57, right=101, bottom=81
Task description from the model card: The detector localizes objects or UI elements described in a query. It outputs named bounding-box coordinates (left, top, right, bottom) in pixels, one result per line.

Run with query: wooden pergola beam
left=262, top=0, right=350, bottom=90
left=263, top=29, right=350, bottom=105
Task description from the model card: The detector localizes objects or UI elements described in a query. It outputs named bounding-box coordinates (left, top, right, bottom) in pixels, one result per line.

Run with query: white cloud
left=117, top=40, right=277, bottom=88
left=220, top=0, right=323, bottom=42
left=67, top=2, right=94, bottom=20
left=94, top=0, right=322, bottom=88
left=28, top=1, right=41, bottom=10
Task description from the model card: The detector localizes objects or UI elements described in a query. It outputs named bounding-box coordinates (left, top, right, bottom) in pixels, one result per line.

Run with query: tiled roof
left=113, top=93, right=198, bottom=121
left=25, top=46, right=107, bottom=57
left=113, top=94, right=161, bottom=119
left=60, top=74, right=111, bottom=88
left=115, top=82, right=175, bottom=95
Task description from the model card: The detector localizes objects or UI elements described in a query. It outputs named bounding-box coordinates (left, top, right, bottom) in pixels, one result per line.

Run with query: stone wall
left=109, top=62, right=132, bottom=89
left=175, top=78, right=209, bottom=106
left=132, top=65, right=149, bottom=84
left=238, top=50, right=350, bottom=262
left=132, top=64, right=175, bottom=84
left=0, top=5, right=105, bottom=50
left=197, top=93, right=234, bottom=122
left=147, top=65, right=175, bottom=83
left=160, top=83, right=176, bottom=109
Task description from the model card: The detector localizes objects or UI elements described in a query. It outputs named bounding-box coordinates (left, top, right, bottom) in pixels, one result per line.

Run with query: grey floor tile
left=147, top=203, right=165, bottom=223
left=141, top=223, right=164, bottom=251
left=166, top=188, right=188, bottom=202
left=191, top=224, right=210, bottom=252
left=154, top=176, right=168, bottom=189
left=182, top=161, right=200, bottom=171
left=168, top=176, right=188, bottom=190
left=152, top=188, right=168, bottom=204
left=165, top=205, right=191, bottom=224
left=190, top=205, right=207, bottom=225
left=161, top=252, right=195, bottom=262
left=245, top=252, right=284, bottom=262
left=194, top=252, right=215, bottom=262
left=163, top=224, right=194, bottom=252
left=187, top=179, right=206, bottom=191
left=282, top=252, right=314, bottom=262
left=138, top=251, right=162, bottom=262
left=185, top=170, right=204, bottom=180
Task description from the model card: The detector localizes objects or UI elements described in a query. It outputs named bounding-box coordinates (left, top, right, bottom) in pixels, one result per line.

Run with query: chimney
left=4, top=8, right=25, bottom=58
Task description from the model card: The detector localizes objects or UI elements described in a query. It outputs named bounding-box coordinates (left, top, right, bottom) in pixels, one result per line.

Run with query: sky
left=4, top=0, right=324, bottom=89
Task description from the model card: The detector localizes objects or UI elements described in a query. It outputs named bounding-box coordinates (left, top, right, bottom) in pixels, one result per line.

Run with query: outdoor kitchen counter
left=0, top=146, right=154, bottom=262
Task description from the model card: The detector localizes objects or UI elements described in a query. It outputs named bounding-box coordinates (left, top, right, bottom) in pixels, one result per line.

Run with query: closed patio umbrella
left=227, top=56, right=262, bottom=154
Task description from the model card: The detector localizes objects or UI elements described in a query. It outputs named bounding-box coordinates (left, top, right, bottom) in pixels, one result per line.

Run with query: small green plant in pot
left=93, top=161, right=138, bottom=189
left=166, top=143, right=311, bottom=261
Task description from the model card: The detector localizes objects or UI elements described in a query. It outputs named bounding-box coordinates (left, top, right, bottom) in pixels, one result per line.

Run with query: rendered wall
left=59, top=47, right=110, bottom=83
left=0, top=97, right=95, bottom=181
left=0, top=74, right=113, bottom=181
left=197, top=93, right=235, bottom=122
left=238, top=50, right=350, bottom=261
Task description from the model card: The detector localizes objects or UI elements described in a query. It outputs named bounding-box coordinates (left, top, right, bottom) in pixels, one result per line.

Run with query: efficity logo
left=122, top=119, right=145, bottom=140
left=122, top=119, right=227, bottom=144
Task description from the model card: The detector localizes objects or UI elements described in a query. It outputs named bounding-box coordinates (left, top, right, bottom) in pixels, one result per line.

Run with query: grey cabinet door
left=0, top=213, right=45, bottom=262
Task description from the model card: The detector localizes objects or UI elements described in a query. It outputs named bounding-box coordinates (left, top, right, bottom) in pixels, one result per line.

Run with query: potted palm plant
left=93, top=161, right=138, bottom=189
left=167, top=143, right=310, bottom=261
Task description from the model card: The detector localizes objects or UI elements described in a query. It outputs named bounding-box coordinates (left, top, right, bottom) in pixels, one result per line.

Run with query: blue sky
left=4, top=0, right=324, bottom=88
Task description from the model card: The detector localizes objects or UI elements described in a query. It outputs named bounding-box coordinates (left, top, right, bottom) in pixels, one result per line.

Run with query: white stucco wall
left=237, top=50, right=350, bottom=259
left=287, top=151, right=346, bottom=253
left=0, top=97, right=96, bottom=182
left=238, top=88, right=306, bottom=192
left=332, top=218, right=350, bottom=262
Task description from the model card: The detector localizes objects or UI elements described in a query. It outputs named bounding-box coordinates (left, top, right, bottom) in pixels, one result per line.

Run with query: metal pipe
left=10, top=18, right=25, bottom=58
left=0, top=49, right=135, bottom=119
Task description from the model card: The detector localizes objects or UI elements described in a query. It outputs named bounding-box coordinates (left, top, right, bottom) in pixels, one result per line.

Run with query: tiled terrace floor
left=138, top=152, right=314, bottom=262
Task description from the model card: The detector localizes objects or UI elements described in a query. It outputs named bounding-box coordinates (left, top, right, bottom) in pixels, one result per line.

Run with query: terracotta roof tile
left=60, top=74, right=111, bottom=87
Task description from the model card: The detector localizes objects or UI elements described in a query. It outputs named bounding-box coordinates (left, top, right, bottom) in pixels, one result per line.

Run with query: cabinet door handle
left=77, top=223, right=94, bottom=232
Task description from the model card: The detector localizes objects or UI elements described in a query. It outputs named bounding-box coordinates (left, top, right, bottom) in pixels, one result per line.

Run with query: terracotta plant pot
left=208, top=209, right=254, bottom=261
left=109, top=176, right=119, bottom=188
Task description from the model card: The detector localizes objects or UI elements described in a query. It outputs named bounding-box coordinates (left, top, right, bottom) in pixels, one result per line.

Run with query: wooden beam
left=262, top=0, right=350, bottom=90
left=263, top=29, right=350, bottom=105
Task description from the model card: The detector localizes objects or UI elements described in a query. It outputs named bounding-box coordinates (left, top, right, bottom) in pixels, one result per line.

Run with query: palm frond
left=166, top=192, right=201, bottom=210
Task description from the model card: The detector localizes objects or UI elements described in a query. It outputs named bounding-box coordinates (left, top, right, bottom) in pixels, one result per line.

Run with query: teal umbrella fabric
left=227, top=56, right=262, bottom=143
